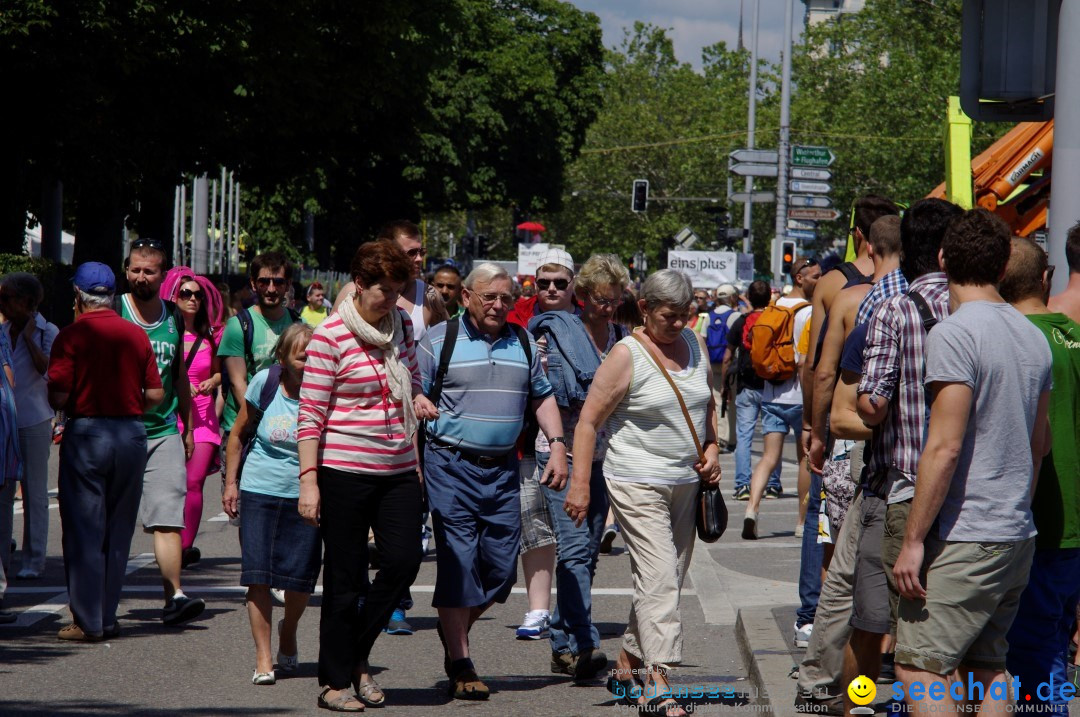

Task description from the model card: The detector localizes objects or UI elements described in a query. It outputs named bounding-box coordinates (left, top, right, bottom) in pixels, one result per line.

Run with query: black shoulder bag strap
left=907, top=290, right=938, bottom=333
left=185, top=334, right=206, bottom=369
left=428, top=317, right=460, bottom=408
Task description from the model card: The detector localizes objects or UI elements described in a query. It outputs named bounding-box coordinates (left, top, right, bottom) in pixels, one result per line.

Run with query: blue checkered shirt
left=855, top=268, right=908, bottom=326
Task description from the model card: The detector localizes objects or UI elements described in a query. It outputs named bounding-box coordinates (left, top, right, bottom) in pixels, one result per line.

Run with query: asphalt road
left=0, top=434, right=804, bottom=716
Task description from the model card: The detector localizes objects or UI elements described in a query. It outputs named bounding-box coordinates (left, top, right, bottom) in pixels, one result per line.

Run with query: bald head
left=999, top=237, right=1049, bottom=304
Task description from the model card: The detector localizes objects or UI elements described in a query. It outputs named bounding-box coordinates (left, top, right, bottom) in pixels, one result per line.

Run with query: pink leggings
left=182, top=442, right=220, bottom=550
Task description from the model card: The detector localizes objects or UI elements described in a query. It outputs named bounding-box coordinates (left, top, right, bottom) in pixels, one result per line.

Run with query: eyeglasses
left=405, top=247, right=427, bottom=258
left=589, top=294, right=621, bottom=308
left=255, top=277, right=288, bottom=288
left=1048, top=265, right=1056, bottom=283
left=474, top=292, right=514, bottom=306
left=535, top=278, right=570, bottom=291
left=178, top=288, right=204, bottom=301
left=131, top=238, right=164, bottom=250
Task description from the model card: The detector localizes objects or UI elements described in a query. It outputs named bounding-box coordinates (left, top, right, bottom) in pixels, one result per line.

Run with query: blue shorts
left=762, top=401, right=802, bottom=436
left=424, top=443, right=520, bottom=608
left=239, top=489, right=322, bottom=593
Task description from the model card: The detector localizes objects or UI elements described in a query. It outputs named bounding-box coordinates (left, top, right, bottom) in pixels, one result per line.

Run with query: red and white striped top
left=297, top=310, right=421, bottom=475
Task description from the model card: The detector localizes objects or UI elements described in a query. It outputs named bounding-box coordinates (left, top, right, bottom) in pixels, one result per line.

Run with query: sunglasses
left=255, top=277, right=289, bottom=288
left=405, top=247, right=427, bottom=258
left=433, top=282, right=459, bottom=290
left=536, top=278, right=570, bottom=291
left=1048, top=265, right=1056, bottom=283
left=131, top=237, right=164, bottom=250
left=178, top=288, right=204, bottom=301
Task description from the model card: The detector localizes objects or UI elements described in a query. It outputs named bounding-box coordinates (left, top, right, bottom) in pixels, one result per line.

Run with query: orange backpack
left=748, top=301, right=810, bottom=382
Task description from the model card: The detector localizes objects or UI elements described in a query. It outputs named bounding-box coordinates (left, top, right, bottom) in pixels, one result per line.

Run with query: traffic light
left=628, top=254, right=636, bottom=273
left=631, top=179, right=649, bottom=213
left=781, top=240, right=797, bottom=276
left=476, top=234, right=488, bottom=257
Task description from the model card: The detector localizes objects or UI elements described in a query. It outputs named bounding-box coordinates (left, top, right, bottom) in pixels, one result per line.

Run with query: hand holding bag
left=631, top=332, right=727, bottom=542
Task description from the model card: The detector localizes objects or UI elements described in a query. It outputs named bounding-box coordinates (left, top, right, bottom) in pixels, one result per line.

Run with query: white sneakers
left=794, top=622, right=813, bottom=648
left=516, top=610, right=551, bottom=640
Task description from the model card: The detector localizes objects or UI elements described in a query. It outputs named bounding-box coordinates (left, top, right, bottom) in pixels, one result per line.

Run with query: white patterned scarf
left=337, top=293, right=417, bottom=439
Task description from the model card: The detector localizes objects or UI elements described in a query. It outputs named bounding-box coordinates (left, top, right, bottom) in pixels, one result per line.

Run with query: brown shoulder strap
left=630, top=331, right=705, bottom=463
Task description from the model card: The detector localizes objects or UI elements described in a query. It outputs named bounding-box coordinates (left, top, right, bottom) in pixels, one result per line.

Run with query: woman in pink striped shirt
left=297, top=239, right=437, bottom=712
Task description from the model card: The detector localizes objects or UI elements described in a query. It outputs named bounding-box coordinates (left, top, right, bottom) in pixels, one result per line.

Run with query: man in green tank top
left=119, top=239, right=205, bottom=626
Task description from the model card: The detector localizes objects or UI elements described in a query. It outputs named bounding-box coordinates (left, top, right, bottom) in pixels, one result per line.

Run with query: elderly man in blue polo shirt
left=419, top=262, right=568, bottom=702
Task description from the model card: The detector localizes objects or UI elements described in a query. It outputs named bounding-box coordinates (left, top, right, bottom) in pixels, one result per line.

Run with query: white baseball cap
left=536, top=247, right=575, bottom=275
left=715, top=283, right=738, bottom=299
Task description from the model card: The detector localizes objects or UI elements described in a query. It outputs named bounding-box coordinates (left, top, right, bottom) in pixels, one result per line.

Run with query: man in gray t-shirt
left=891, top=209, right=1052, bottom=712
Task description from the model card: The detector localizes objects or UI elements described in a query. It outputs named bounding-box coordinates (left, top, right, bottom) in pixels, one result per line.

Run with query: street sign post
left=791, top=167, right=833, bottom=181
left=788, top=207, right=843, bottom=221
left=730, top=162, right=779, bottom=178
left=730, top=149, right=779, bottom=165
left=787, top=218, right=817, bottom=231
left=728, top=190, right=776, bottom=203
left=791, top=145, right=836, bottom=167
left=789, top=194, right=833, bottom=208
left=789, top=180, right=832, bottom=194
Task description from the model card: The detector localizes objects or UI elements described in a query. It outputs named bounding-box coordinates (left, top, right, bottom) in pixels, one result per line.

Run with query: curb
left=737, top=606, right=801, bottom=717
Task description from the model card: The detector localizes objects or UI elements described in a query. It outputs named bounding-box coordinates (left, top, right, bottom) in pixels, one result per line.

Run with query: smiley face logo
left=847, top=675, right=876, bottom=706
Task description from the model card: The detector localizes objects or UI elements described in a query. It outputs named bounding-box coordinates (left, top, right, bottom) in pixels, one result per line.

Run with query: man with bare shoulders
left=334, top=221, right=448, bottom=338
left=1048, top=220, right=1080, bottom=324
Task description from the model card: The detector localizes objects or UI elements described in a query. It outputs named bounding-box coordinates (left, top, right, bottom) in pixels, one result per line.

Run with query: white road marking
left=2, top=552, right=157, bottom=628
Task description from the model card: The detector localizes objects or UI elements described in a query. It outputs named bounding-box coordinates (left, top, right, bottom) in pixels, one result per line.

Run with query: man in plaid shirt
left=847, top=199, right=962, bottom=705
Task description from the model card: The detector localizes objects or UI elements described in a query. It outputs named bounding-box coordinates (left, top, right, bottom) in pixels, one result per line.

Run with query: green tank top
left=120, top=294, right=181, bottom=439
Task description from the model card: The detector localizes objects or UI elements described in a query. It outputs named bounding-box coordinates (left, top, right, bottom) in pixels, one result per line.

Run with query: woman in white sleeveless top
left=569, top=269, right=721, bottom=717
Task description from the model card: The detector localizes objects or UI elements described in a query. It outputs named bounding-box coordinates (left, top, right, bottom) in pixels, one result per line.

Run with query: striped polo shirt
left=418, top=316, right=552, bottom=454
left=297, top=310, right=421, bottom=475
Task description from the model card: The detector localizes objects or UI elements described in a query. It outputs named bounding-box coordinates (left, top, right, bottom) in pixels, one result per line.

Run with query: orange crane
left=928, top=119, right=1053, bottom=237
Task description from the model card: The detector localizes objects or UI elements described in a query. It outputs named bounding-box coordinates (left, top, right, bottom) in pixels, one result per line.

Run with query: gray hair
left=464, top=262, right=510, bottom=290
left=2, top=272, right=44, bottom=307
left=640, top=269, right=693, bottom=312
left=76, top=287, right=113, bottom=309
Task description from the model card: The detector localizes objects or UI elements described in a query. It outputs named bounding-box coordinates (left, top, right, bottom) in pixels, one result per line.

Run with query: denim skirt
left=239, top=489, right=322, bottom=592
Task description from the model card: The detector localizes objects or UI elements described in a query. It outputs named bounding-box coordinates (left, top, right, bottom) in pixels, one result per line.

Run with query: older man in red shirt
left=47, top=262, right=164, bottom=642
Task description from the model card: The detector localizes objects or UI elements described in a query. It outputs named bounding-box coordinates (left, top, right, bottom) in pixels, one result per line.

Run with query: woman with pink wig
left=160, top=267, right=225, bottom=567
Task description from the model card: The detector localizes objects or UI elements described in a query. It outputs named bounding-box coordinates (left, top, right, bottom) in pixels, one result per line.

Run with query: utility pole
left=1049, top=0, right=1079, bottom=296
left=772, top=0, right=794, bottom=284
left=192, top=175, right=209, bottom=274
left=743, top=0, right=760, bottom=255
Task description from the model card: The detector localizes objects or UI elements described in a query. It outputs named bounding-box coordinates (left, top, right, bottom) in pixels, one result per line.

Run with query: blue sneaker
left=384, top=608, right=413, bottom=635
left=516, top=610, right=550, bottom=640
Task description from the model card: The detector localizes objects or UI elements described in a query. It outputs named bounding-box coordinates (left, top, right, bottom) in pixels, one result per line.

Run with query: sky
left=568, top=0, right=808, bottom=69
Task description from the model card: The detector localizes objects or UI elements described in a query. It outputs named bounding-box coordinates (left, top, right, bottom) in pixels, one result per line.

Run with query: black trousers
left=317, top=466, right=422, bottom=689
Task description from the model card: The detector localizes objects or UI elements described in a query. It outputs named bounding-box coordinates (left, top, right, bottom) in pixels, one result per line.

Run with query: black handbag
left=696, top=484, right=728, bottom=543
left=630, top=333, right=727, bottom=542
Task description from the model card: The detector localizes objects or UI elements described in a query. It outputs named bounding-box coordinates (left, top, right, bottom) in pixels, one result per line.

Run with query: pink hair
left=160, top=266, right=225, bottom=335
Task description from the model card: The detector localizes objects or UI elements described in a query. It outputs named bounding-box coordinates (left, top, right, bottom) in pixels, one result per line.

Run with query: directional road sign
left=789, top=207, right=843, bottom=221
left=730, top=162, right=779, bottom=178
left=787, top=218, right=817, bottom=231
left=730, top=148, right=779, bottom=165
left=789, top=194, right=833, bottom=208
left=728, top=190, right=776, bottom=203
left=790, top=180, right=832, bottom=194
left=787, top=229, right=817, bottom=242
left=791, top=167, right=833, bottom=181
left=791, top=145, right=836, bottom=168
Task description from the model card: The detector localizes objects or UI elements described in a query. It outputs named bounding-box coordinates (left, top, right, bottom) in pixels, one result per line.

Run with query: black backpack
left=221, top=306, right=301, bottom=408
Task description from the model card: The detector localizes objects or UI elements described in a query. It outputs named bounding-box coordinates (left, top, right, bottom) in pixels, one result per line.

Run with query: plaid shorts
left=518, top=456, right=556, bottom=554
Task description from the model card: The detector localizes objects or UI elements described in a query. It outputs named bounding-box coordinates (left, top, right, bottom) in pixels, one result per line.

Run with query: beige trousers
left=606, top=477, right=699, bottom=668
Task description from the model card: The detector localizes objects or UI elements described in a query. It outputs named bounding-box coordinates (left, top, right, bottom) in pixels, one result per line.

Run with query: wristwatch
left=549, top=436, right=567, bottom=446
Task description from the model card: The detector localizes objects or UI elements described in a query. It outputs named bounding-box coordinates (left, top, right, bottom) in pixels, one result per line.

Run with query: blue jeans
left=537, top=451, right=608, bottom=654
left=734, top=387, right=781, bottom=491
left=796, top=471, right=824, bottom=628
left=1005, top=548, right=1080, bottom=714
